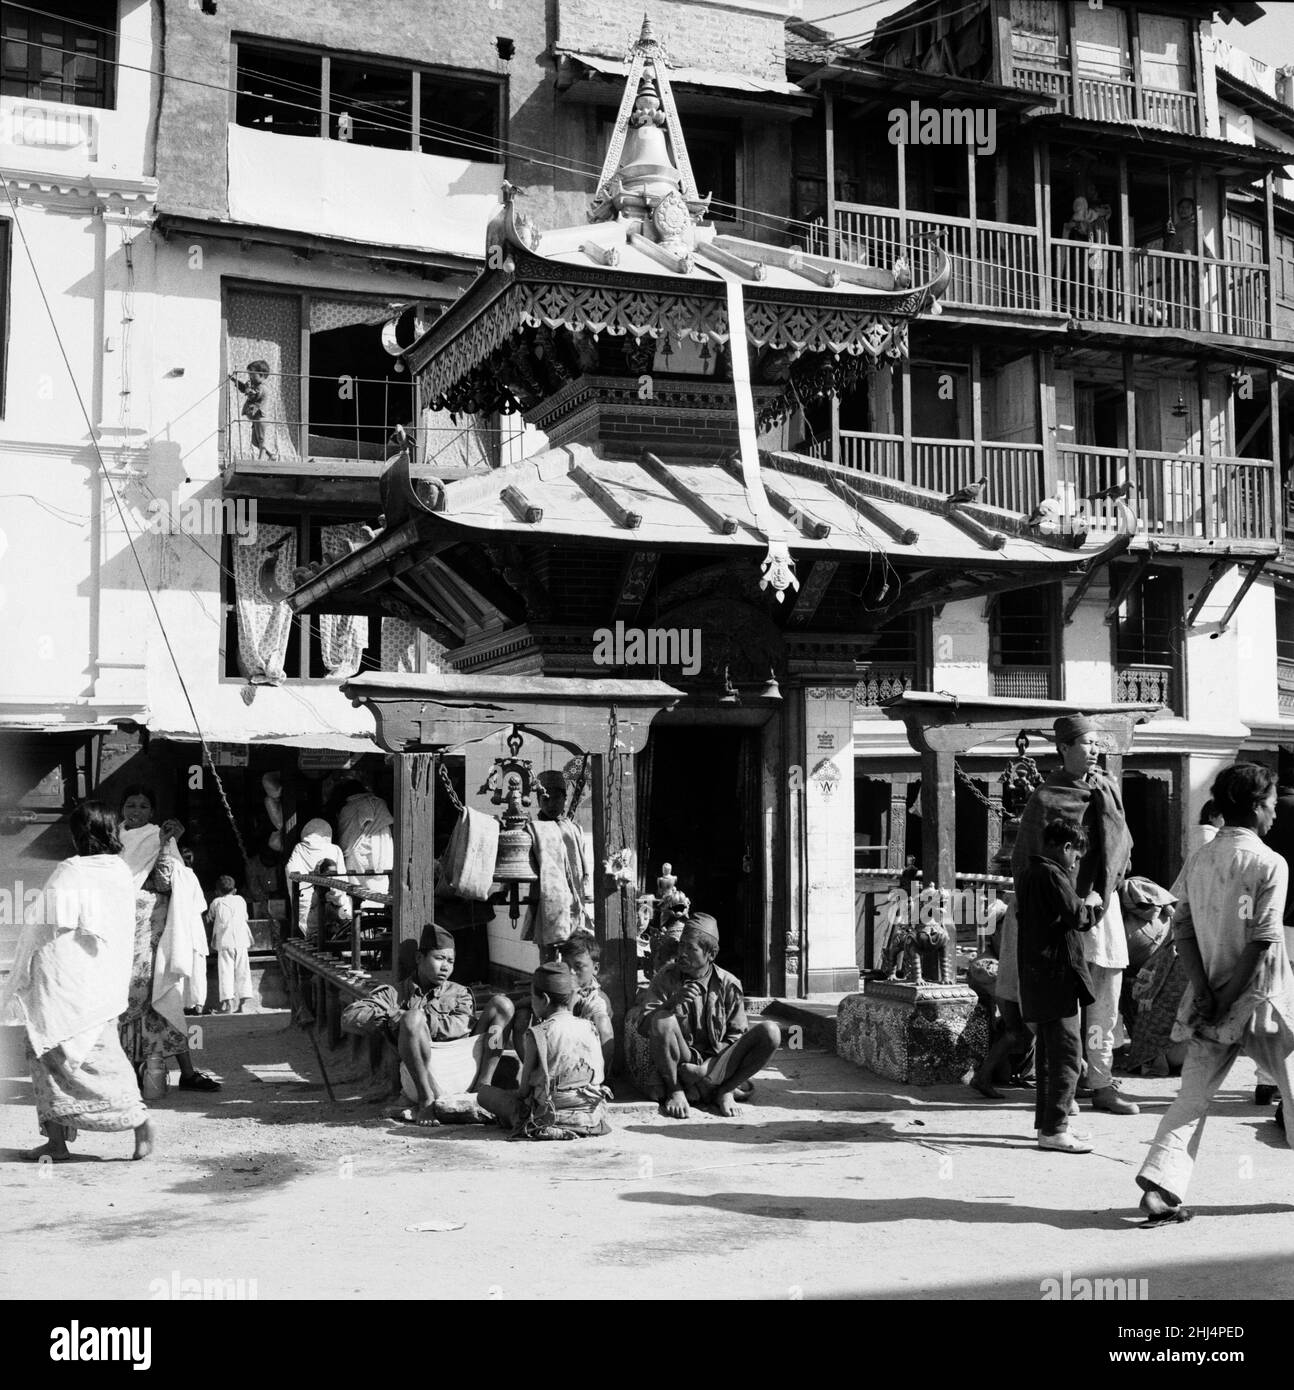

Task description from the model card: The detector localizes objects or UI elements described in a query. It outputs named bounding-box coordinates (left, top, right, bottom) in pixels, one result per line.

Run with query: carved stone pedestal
left=837, top=979, right=980, bottom=1085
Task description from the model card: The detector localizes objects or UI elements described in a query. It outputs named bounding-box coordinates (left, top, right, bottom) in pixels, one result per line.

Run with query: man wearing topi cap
left=629, top=912, right=781, bottom=1119
left=1012, top=714, right=1140, bottom=1117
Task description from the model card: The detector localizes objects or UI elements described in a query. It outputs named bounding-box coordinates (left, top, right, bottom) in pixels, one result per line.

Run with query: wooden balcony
left=1012, top=61, right=1200, bottom=135
left=1052, top=240, right=1270, bottom=337
left=823, top=202, right=1270, bottom=338
left=816, top=430, right=1278, bottom=545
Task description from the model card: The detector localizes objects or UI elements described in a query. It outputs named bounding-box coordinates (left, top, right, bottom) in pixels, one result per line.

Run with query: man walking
left=1137, top=763, right=1294, bottom=1223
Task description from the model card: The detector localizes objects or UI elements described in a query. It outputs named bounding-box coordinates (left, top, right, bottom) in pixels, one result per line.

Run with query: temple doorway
left=639, top=724, right=764, bottom=990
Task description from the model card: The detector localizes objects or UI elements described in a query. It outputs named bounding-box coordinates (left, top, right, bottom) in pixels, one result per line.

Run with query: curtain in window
left=318, top=524, right=370, bottom=678
left=378, top=618, right=448, bottom=673
left=309, top=298, right=383, bottom=334
left=233, top=524, right=296, bottom=683
left=226, top=289, right=301, bottom=462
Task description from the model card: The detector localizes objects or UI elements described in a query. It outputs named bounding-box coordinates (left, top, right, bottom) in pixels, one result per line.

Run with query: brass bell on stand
left=485, top=728, right=538, bottom=927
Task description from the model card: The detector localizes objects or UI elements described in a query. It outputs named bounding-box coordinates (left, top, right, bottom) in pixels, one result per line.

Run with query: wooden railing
left=1052, top=243, right=1271, bottom=336
left=1115, top=663, right=1174, bottom=708
left=1011, top=60, right=1199, bottom=133
left=1056, top=445, right=1276, bottom=542
left=832, top=202, right=1043, bottom=313
left=811, top=433, right=1277, bottom=543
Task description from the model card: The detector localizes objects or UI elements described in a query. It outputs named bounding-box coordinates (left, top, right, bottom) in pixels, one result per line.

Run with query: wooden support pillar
left=1271, top=368, right=1282, bottom=538
left=901, top=360, right=913, bottom=484
left=985, top=780, right=1005, bottom=866
left=1038, top=143, right=1052, bottom=315
left=1199, top=360, right=1213, bottom=538
left=1118, top=154, right=1131, bottom=324
left=1265, top=173, right=1277, bottom=338
left=1040, top=346, right=1057, bottom=496
left=825, top=91, right=837, bottom=259
left=392, top=751, right=437, bottom=985
left=919, top=747, right=957, bottom=984
left=971, top=343, right=984, bottom=479
left=591, top=748, right=638, bottom=1070
left=967, top=139, right=978, bottom=305
left=887, top=774, right=911, bottom=871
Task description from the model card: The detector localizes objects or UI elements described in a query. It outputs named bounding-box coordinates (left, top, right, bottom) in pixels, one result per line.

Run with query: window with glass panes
left=1, top=1, right=115, bottom=108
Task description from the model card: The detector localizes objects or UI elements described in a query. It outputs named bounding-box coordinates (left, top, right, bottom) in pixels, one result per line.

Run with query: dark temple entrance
left=639, top=725, right=764, bottom=990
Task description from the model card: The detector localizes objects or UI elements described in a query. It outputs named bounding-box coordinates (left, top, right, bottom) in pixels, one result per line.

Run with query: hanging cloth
left=234, top=523, right=296, bottom=683
left=318, top=524, right=371, bottom=677
left=723, top=277, right=799, bottom=603
left=440, top=807, right=500, bottom=902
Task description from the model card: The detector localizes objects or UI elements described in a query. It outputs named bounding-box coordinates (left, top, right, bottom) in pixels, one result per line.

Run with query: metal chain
left=437, top=759, right=465, bottom=815
left=954, top=761, right=1016, bottom=822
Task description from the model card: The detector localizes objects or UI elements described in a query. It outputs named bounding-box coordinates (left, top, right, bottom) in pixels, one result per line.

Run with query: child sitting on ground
left=340, top=922, right=512, bottom=1126
left=209, top=875, right=255, bottom=1014
left=558, top=932, right=614, bottom=1083
left=478, top=961, right=611, bottom=1140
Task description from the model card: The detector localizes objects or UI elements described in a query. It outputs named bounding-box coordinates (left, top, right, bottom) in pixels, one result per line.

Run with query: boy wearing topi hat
left=1012, top=714, right=1140, bottom=1117
left=630, top=913, right=781, bottom=1119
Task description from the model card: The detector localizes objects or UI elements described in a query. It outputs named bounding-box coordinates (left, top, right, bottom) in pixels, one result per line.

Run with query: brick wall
left=556, top=0, right=786, bottom=82
left=157, top=0, right=550, bottom=219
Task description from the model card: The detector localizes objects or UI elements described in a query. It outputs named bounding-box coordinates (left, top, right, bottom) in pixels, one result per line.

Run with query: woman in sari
left=117, top=786, right=220, bottom=1091
left=0, top=801, right=154, bottom=1160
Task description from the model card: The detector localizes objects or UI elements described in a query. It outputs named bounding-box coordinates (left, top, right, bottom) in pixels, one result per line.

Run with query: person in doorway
left=340, top=923, right=513, bottom=1127
left=1017, top=818, right=1099, bottom=1153
left=332, top=779, right=394, bottom=900
left=477, top=962, right=612, bottom=1140
left=1012, top=715, right=1139, bottom=1117
left=209, top=875, right=254, bottom=1014
left=116, top=787, right=219, bottom=1092
left=1, top=801, right=154, bottom=1161
left=627, top=912, right=781, bottom=1119
left=1136, top=763, right=1294, bottom=1224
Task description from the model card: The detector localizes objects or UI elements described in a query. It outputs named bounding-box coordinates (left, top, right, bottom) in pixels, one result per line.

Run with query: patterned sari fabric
left=1126, top=939, right=1188, bottom=1072
left=119, top=886, right=190, bottom=1069
left=27, top=1023, right=147, bottom=1139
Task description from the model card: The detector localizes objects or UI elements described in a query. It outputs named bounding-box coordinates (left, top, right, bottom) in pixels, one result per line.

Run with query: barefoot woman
left=117, top=787, right=220, bottom=1091
left=1, top=801, right=154, bottom=1160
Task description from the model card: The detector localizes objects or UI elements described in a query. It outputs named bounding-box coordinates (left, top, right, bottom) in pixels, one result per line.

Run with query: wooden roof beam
left=946, top=504, right=1007, bottom=551
left=788, top=559, right=838, bottom=628
left=693, top=240, right=767, bottom=281
left=1104, top=548, right=1156, bottom=626
left=500, top=484, right=543, bottom=524
left=836, top=477, right=919, bottom=545
left=388, top=575, right=461, bottom=649
left=570, top=462, right=642, bottom=529
left=879, top=567, right=1067, bottom=623
left=1212, top=557, right=1268, bottom=638
left=1063, top=532, right=1132, bottom=625
left=612, top=550, right=659, bottom=623
left=719, top=454, right=831, bottom=538
left=640, top=451, right=738, bottom=534
left=1185, top=559, right=1236, bottom=628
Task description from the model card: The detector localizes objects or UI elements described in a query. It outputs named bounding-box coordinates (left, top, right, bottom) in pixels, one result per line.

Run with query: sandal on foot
left=178, top=1071, right=222, bottom=1092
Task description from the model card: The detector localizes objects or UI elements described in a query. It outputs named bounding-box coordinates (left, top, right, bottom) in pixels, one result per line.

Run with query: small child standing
left=229, top=359, right=276, bottom=460
left=311, top=858, right=354, bottom=943
left=210, top=875, right=255, bottom=1014
left=1016, top=818, right=1099, bottom=1153
left=478, top=961, right=611, bottom=1140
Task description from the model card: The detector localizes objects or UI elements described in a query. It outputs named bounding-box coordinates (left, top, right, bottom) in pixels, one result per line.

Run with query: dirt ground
left=2, top=1012, right=1292, bottom=1301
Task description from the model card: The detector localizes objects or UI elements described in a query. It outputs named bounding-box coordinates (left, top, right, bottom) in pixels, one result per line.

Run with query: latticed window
left=856, top=612, right=929, bottom=706
left=1, top=1, right=115, bottom=108
left=990, top=587, right=1057, bottom=699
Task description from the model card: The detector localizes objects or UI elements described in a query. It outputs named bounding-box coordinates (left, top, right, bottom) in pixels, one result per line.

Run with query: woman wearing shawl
left=117, top=786, right=220, bottom=1091
left=1011, top=715, right=1140, bottom=1116
left=285, top=818, right=347, bottom=939
left=0, top=801, right=154, bottom=1160
left=332, top=780, right=394, bottom=899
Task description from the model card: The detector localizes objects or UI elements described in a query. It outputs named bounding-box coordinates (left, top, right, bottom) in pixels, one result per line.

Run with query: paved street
left=2, top=1013, right=1291, bottom=1301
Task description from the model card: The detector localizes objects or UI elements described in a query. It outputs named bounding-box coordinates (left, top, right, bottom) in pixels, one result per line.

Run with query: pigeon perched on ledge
left=947, top=477, right=987, bottom=504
